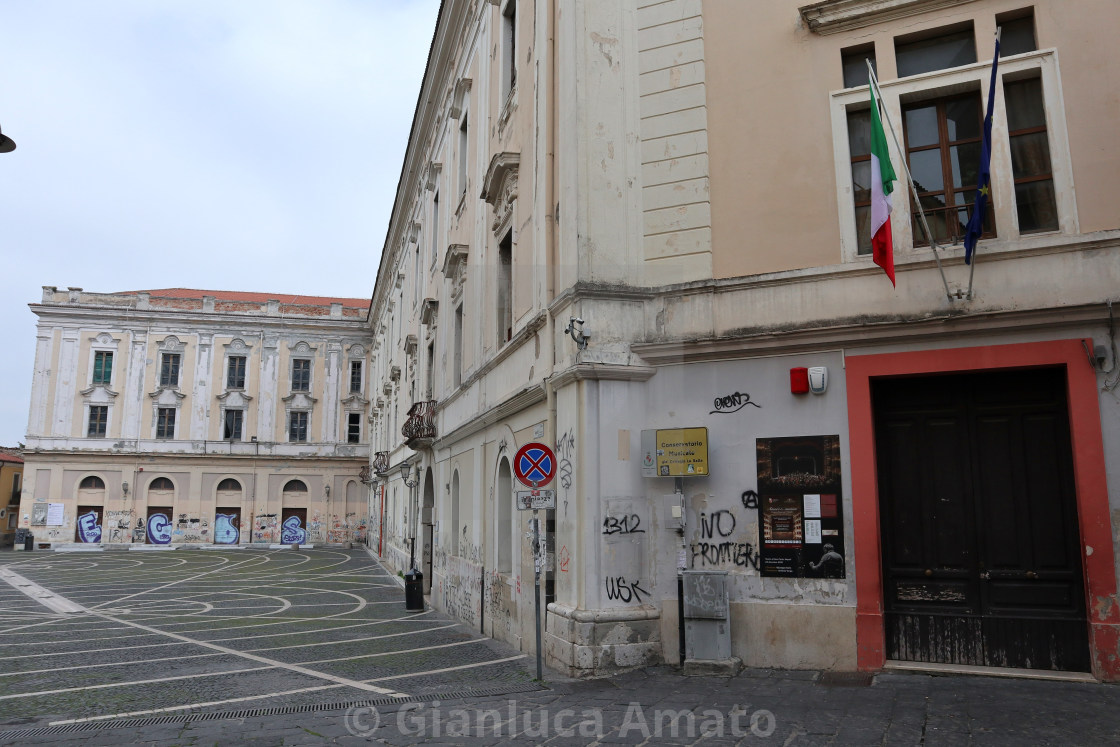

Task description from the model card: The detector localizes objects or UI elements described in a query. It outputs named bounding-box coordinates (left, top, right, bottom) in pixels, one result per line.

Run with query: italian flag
left=869, top=82, right=897, bottom=286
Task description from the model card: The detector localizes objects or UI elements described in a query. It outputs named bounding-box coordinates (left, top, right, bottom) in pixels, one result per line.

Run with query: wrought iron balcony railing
left=372, top=451, right=390, bottom=475
left=402, top=400, right=437, bottom=446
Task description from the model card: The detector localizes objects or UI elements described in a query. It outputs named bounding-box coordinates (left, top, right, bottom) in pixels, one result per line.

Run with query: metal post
left=675, top=477, right=686, bottom=665
left=533, top=509, right=543, bottom=681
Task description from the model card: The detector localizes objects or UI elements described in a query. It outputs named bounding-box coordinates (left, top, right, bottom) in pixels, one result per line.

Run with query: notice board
left=755, top=435, right=845, bottom=578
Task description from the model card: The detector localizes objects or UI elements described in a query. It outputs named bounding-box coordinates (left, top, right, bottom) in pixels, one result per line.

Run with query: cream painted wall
left=704, top=0, right=1120, bottom=280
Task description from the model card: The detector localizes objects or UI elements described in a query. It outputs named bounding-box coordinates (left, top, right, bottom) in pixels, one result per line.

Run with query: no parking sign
left=514, top=442, right=556, bottom=488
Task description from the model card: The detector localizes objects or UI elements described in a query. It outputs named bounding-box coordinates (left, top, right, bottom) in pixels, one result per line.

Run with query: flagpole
left=868, top=60, right=954, bottom=302
left=966, top=28, right=1001, bottom=300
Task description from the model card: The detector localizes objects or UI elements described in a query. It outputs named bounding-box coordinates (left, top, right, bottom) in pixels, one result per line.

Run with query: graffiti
left=556, top=429, right=575, bottom=491
left=558, top=545, right=570, bottom=573
left=604, top=575, right=650, bottom=604
left=147, top=513, right=173, bottom=545
left=741, top=490, right=759, bottom=510
left=214, top=513, right=239, bottom=544
left=690, top=541, right=760, bottom=570
left=77, top=511, right=102, bottom=543
left=439, top=555, right=482, bottom=627
left=602, top=513, right=644, bottom=535
left=699, top=510, right=736, bottom=539
left=709, top=391, right=761, bottom=415
left=133, top=516, right=146, bottom=543
left=281, top=515, right=307, bottom=544
left=255, top=513, right=279, bottom=543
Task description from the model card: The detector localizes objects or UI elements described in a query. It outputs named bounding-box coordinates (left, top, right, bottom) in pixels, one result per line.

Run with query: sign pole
left=533, top=508, right=543, bottom=681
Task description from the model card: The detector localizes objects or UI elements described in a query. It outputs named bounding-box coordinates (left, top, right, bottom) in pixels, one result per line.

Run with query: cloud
left=0, top=0, right=440, bottom=444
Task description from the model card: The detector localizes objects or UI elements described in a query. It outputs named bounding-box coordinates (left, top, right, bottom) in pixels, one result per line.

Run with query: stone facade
left=18, top=287, right=372, bottom=549
left=365, top=0, right=1120, bottom=681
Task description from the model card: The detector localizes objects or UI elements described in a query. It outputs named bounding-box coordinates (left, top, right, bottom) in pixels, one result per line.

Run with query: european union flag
left=963, top=30, right=1001, bottom=264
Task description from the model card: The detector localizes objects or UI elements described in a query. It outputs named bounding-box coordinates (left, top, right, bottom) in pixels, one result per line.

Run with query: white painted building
left=366, top=0, right=1120, bottom=682
left=18, top=287, right=372, bottom=548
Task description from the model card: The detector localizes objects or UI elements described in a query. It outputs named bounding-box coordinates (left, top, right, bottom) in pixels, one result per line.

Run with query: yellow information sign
left=654, top=427, right=709, bottom=476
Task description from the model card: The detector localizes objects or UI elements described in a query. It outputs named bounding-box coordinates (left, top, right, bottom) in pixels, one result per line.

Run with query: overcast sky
left=0, top=0, right=441, bottom=446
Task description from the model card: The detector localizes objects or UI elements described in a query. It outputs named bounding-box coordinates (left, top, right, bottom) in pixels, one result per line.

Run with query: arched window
left=149, top=477, right=174, bottom=491
left=283, top=479, right=308, bottom=492
left=79, top=475, right=105, bottom=489
left=497, top=457, right=512, bottom=572
left=217, top=478, right=242, bottom=491
left=450, top=470, right=460, bottom=556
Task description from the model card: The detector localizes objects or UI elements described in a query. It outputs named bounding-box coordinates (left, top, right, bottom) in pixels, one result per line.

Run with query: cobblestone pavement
left=2, top=548, right=1119, bottom=745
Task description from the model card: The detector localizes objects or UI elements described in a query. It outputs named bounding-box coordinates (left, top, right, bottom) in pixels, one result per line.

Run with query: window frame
left=155, top=407, right=177, bottom=440
left=829, top=48, right=1076, bottom=265
left=291, top=358, right=311, bottom=392
left=227, top=355, right=247, bottom=389
left=159, top=353, right=181, bottom=388
left=92, top=351, right=113, bottom=386
left=288, top=410, right=309, bottom=443
left=87, top=405, right=108, bottom=438
left=347, top=412, right=362, bottom=444
left=223, top=408, right=244, bottom=441
left=349, top=359, right=363, bottom=394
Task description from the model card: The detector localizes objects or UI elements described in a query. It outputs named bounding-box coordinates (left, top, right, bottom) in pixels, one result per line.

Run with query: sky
left=0, top=0, right=442, bottom=446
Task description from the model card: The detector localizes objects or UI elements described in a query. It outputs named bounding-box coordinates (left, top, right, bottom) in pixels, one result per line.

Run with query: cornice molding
left=550, top=363, right=657, bottom=391
left=798, top=0, right=979, bottom=35
left=480, top=151, right=520, bottom=203
left=632, top=303, right=1111, bottom=366
left=433, top=382, right=547, bottom=449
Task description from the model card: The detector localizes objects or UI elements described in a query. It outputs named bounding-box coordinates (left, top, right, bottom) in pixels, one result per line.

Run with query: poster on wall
left=755, top=435, right=845, bottom=578
left=46, top=503, right=64, bottom=526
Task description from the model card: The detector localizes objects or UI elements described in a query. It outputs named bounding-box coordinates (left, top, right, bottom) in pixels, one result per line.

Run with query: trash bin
left=24, top=533, right=34, bottom=552
left=404, top=567, right=425, bottom=611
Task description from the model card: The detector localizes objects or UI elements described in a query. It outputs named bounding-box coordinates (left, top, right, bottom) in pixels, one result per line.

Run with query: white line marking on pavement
left=0, top=568, right=87, bottom=614
left=0, top=652, right=224, bottom=677
left=244, top=622, right=460, bottom=652
left=296, top=637, right=484, bottom=665
left=363, top=654, right=528, bottom=683
left=0, top=666, right=277, bottom=700
left=47, top=684, right=348, bottom=725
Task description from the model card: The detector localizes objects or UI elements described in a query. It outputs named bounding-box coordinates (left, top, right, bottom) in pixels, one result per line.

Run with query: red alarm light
left=790, top=367, right=810, bottom=394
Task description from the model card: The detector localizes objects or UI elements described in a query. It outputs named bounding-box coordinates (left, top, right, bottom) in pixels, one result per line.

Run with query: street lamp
left=0, top=124, right=15, bottom=154
left=400, top=462, right=419, bottom=568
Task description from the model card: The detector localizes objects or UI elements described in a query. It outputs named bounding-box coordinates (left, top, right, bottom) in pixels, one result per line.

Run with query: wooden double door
left=874, top=367, right=1089, bottom=671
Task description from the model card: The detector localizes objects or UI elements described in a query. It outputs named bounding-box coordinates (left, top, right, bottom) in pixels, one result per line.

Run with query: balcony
left=372, top=451, right=390, bottom=476
left=402, top=400, right=437, bottom=449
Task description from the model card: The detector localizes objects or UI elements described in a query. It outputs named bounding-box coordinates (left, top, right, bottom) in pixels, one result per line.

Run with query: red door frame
left=846, top=339, right=1119, bottom=680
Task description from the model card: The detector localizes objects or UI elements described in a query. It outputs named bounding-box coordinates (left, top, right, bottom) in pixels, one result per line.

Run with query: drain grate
left=816, top=671, right=874, bottom=687
left=0, top=681, right=547, bottom=739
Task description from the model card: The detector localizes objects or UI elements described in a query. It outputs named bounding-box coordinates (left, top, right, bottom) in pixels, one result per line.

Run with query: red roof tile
left=125, top=288, right=370, bottom=310
left=0, top=453, right=23, bottom=464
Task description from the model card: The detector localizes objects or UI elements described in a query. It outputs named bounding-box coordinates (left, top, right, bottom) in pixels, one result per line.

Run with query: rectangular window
left=896, top=25, right=977, bottom=78
left=347, top=412, right=361, bottom=444
left=426, top=342, right=435, bottom=399
left=454, top=304, right=463, bottom=388
left=92, top=351, right=113, bottom=385
left=841, top=44, right=875, bottom=89
left=291, top=359, right=311, bottom=392
left=458, top=110, right=469, bottom=197
left=902, top=91, right=994, bottom=246
left=502, top=0, right=517, bottom=100
left=159, top=353, right=181, bottom=387
left=497, top=232, right=513, bottom=345
left=227, top=356, right=246, bottom=389
left=847, top=108, right=873, bottom=255
left=999, top=12, right=1037, bottom=57
left=223, top=409, right=243, bottom=441
left=431, top=190, right=440, bottom=266
left=349, top=360, right=363, bottom=394
left=1005, top=77, right=1058, bottom=233
left=156, top=408, right=176, bottom=439
left=288, top=411, right=308, bottom=442
left=88, top=406, right=108, bottom=437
